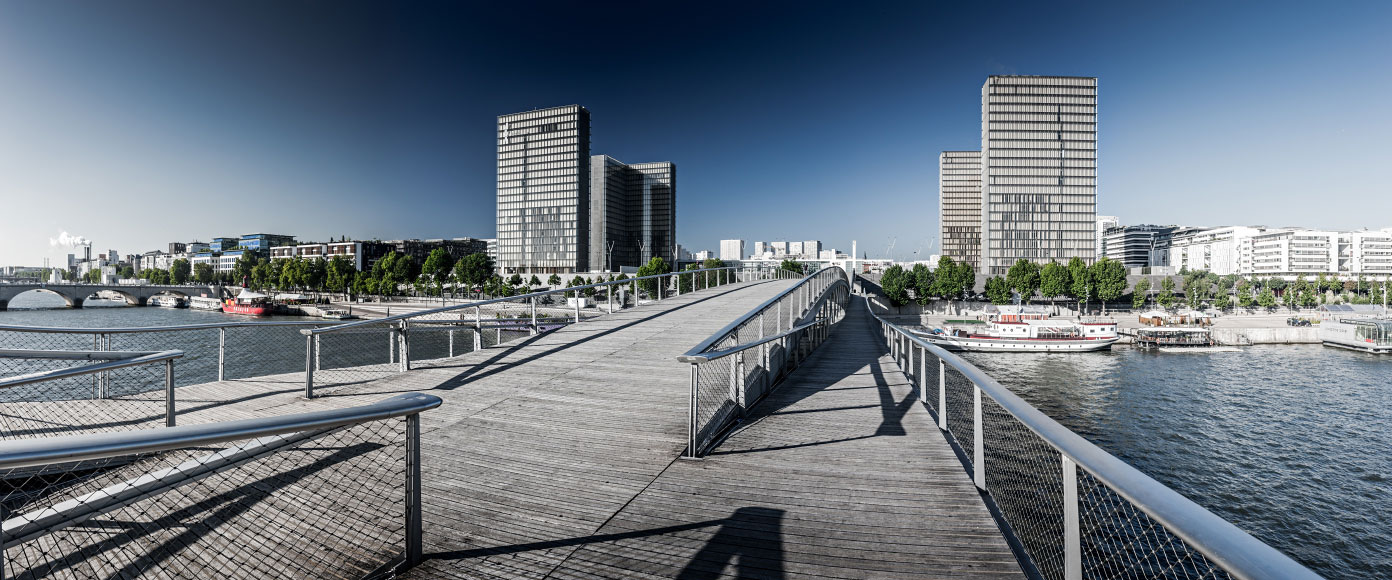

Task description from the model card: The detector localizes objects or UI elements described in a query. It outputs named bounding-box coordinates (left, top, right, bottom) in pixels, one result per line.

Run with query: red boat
left=223, top=290, right=272, bottom=316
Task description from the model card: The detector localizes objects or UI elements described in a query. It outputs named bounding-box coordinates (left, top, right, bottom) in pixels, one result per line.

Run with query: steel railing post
left=919, top=345, right=927, bottom=403
left=164, top=359, right=176, bottom=427
left=574, top=295, right=581, bottom=323
left=736, top=355, right=746, bottom=411
left=607, top=286, right=613, bottom=314
left=399, top=321, right=410, bottom=372
left=405, top=412, right=423, bottom=567
left=449, top=328, right=455, bottom=357
left=315, top=335, right=321, bottom=372
left=687, top=363, right=699, bottom=457
left=1063, top=454, right=1082, bottom=580
left=532, top=297, right=539, bottom=334
left=218, top=327, right=226, bottom=382
left=938, top=359, right=948, bottom=430
left=304, top=333, right=315, bottom=398
left=974, top=384, right=986, bottom=490
left=388, top=328, right=396, bottom=364
left=474, top=306, right=482, bottom=350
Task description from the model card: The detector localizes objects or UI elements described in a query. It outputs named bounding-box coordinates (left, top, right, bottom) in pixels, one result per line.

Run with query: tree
left=1040, top=261, right=1070, bottom=312
left=119, top=265, right=136, bottom=279
left=304, top=257, right=328, bottom=291
left=1132, top=278, right=1151, bottom=309
left=547, top=273, right=562, bottom=287
left=326, top=255, right=355, bottom=297
left=1005, top=259, right=1041, bottom=303
left=232, top=253, right=256, bottom=287
left=392, top=255, right=419, bottom=285
left=453, top=253, right=494, bottom=297
left=168, top=258, right=190, bottom=285
left=880, top=265, right=910, bottom=306
left=1090, top=258, right=1128, bottom=314
left=1257, top=287, right=1277, bottom=309
left=422, top=249, right=456, bottom=293
left=1066, top=257, right=1091, bottom=306
left=930, top=257, right=958, bottom=298
left=955, top=262, right=976, bottom=300
left=636, top=257, right=670, bottom=297
left=679, top=264, right=701, bottom=293
left=529, top=275, right=542, bottom=288
left=702, top=258, right=727, bottom=285
left=779, top=259, right=804, bottom=275
left=251, top=260, right=272, bottom=291
left=1213, top=294, right=1232, bottom=310
left=193, top=263, right=214, bottom=284
left=1157, top=277, right=1176, bottom=307
left=984, top=276, right=1011, bottom=305
left=1237, top=280, right=1255, bottom=307
left=911, top=263, right=934, bottom=305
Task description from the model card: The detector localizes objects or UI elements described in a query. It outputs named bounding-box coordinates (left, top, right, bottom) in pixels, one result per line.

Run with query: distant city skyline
left=2, top=2, right=1391, bottom=266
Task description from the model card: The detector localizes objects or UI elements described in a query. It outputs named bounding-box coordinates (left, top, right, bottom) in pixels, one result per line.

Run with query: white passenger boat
left=1133, top=327, right=1216, bottom=349
left=148, top=295, right=186, bottom=309
left=1320, top=317, right=1392, bottom=354
left=914, top=315, right=1119, bottom=352
left=320, top=307, right=358, bottom=320
left=189, top=296, right=223, bottom=311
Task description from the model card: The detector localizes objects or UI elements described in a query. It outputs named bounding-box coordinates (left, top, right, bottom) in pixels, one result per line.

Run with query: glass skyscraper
left=496, top=105, right=591, bottom=274
left=980, top=76, right=1098, bottom=275
left=939, top=151, right=982, bottom=272
left=589, top=155, right=677, bottom=271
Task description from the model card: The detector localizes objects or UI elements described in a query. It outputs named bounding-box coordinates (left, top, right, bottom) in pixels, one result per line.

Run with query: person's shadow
left=677, top=506, right=786, bottom=579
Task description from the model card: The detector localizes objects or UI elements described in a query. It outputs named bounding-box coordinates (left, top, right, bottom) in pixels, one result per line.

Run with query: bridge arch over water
left=0, top=283, right=221, bottom=310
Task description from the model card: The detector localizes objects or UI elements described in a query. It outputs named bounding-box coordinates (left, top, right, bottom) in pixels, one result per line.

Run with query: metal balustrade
left=301, top=265, right=784, bottom=396
left=678, top=267, right=850, bottom=457
left=863, top=293, right=1322, bottom=580
left=0, top=349, right=185, bottom=438
left=0, top=392, right=442, bottom=579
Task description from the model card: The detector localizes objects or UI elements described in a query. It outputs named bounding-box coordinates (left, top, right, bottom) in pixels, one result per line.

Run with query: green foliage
left=1131, top=278, right=1150, bottom=309
left=930, top=257, right=958, bottom=298
left=168, top=259, right=190, bottom=285
left=1066, top=257, right=1090, bottom=301
left=422, top=249, right=456, bottom=288
left=1258, top=287, right=1277, bottom=309
left=635, top=257, right=670, bottom=296
left=779, top=259, right=804, bottom=276
left=304, top=257, right=327, bottom=290
left=192, top=263, right=213, bottom=284
left=1157, top=277, right=1176, bottom=307
left=326, top=255, right=355, bottom=294
left=1090, top=258, right=1128, bottom=309
left=911, top=263, right=933, bottom=304
left=547, top=273, right=562, bottom=287
left=1040, top=261, right=1069, bottom=302
left=1005, top=259, right=1041, bottom=303
left=453, top=253, right=494, bottom=293
left=529, top=275, right=542, bottom=288
left=984, top=276, right=1011, bottom=304
left=880, top=265, right=910, bottom=306
left=119, top=265, right=136, bottom=279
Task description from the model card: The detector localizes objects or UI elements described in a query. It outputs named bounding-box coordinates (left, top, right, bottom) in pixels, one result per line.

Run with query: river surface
left=3, top=292, right=1388, bottom=577
left=960, top=345, right=1390, bottom=579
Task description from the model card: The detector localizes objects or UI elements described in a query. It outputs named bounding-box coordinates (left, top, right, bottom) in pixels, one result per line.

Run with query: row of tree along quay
left=124, top=251, right=753, bottom=302
left=880, top=256, right=1392, bottom=315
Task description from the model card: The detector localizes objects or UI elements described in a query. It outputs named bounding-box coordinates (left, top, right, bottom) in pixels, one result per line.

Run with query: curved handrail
left=861, top=293, right=1321, bottom=580
left=0, top=321, right=330, bottom=335
left=678, top=276, right=850, bottom=363
left=679, top=267, right=842, bottom=358
left=0, top=350, right=184, bottom=390
left=0, top=392, right=442, bottom=471
left=306, top=266, right=750, bottom=335
left=0, top=348, right=164, bottom=361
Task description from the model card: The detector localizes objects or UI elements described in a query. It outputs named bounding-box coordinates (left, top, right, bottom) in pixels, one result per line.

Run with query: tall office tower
left=980, top=76, right=1098, bottom=275
left=720, top=240, right=745, bottom=261
left=939, top=151, right=982, bottom=272
left=588, top=155, right=677, bottom=271
left=802, top=241, right=821, bottom=258
left=752, top=241, right=768, bottom=258
left=497, top=105, right=591, bottom=275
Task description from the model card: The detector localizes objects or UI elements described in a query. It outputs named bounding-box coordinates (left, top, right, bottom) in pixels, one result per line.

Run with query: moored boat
left=320, top=307, right=358, bottom=320
left=189, top=296, right=223, bottom=311
left=1319, top=317, right=1392, bottom=354
left=148, top=295, right=186, bottom=309
left=223, top=290, right=272, bottom=316
left=914, top=314, right=1119, bottom=352
left=1133, top=327, right=1215, bottom=349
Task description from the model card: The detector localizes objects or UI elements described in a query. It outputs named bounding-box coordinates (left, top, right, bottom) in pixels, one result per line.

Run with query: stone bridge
left=0, top=282, right=228, bottom=309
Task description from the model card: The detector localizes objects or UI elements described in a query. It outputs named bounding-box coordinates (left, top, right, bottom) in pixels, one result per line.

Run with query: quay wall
left=1211, top=327, right=1319, bottom=345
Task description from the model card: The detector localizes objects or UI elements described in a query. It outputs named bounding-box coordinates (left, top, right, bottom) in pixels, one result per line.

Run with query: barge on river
left=1133, top=327, right=1215, bottom=349
left=1320, top=317, right=1392, bottom=354
left=915, top=317, right=1119, bottom=352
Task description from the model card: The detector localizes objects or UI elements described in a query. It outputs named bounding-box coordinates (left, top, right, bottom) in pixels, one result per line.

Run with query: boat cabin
left=1134, top=327, right=1214, bottom=348
left=983, top=305, right=1052, bottom=323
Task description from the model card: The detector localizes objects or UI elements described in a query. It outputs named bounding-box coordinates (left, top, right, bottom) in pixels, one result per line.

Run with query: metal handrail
left=306, top=266, right=749, bottom=335
left=680, top=267, right=830, bottom=358
left=678, top=276, right=850, bottom=363
left=0, top=350, right=184, bottom=390
left=0, top=348, right=164, bottom=361
left=0, top=320, right=328, bottom=334
left=862, top=294, right=1322, bottom=580
left=0, top=392, right=441, bottom=470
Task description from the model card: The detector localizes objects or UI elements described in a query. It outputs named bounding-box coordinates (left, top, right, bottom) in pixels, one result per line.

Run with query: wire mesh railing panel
left=105, top=330, right=215, bottom=389
left=942, top=365, right=976, bottom=455
left=918, top=351, right=942, bottom=417
left=0, top=360, right=173, bottom=440
left=0, top=331, right=95, bottom=352
left=981, top=396, right=1069, bottom=580
left=691, top=355, right=738, bottom=454
left=1077, top=469, right=1235, bottom=580
left=2, top=418, right=409, bottom=579
left=222, top=325, right=328, bottom=381
left=314, top=324, right=401, bottom=388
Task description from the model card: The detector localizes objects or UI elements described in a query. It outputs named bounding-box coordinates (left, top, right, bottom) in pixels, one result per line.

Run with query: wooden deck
left=4, top=281, right=1021, bottom=579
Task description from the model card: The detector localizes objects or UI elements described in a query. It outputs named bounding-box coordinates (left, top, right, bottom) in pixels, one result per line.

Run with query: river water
left=961, top=345, right=1390, bottom=579
left=3, top=292, right=1387, bottom=577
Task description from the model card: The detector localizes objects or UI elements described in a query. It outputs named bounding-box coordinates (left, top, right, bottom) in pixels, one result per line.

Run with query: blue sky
left=2, top=1, right=1390, bottom=266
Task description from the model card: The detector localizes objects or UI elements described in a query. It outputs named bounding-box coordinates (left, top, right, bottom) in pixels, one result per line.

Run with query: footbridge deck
left=2, top=278, right=1021, bottom=579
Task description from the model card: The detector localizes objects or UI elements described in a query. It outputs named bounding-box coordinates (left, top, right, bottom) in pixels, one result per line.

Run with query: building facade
left=1095, top=216, right=1119, bottom=260
left=980, top=75, right=1098, bottom=275
left=497, top=105, right=592, bottom=275
left=720, top=240, right=745, bottom=261
left=940, top=151, right=983, bottom=272
left=587, top=155, right=677, bottom=271
left=1102, top=224, right=1175, bottom=268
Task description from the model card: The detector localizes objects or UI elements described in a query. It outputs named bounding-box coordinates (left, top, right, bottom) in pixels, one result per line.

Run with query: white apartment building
left=1096, top=216, right=1119, bottom=260
left=769, top=241, right=788, bottom=256
left=803, top=240, right=821, bottom=258
left=752, top=241, right=768, bottom=258
left=788, top=241, right=804, bottom=257
left=1168, top=226, right=1392, bottom=279
left=720, top=239, right=745, bottom=261
left=692, top=250, right=713, bottom=261
left=1169, top=226, right=1274, bottom=276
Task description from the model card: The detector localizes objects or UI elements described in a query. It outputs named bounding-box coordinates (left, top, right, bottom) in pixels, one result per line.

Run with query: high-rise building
left=980, top=75, right=1098, bottom=275
left=752, top=241, right=768, bottom=258
left=588, top=155, right=677, bottom=271
left=497, top=105, right=592, bottom=275
left=939, top=151, right=982, bottom=271
left=720, top=240, right=745, bottom=261
left=802, top=240, right=821, bottom=258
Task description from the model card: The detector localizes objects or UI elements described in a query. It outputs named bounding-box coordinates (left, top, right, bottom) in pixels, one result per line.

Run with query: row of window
left=499, top=153, right=582, bottom=167
left=988, top=122, right=1097, bottom=132
left=499, top=143, right=578, bottom=158
left=989, top=113, right=1095, bottom=123
left=986, top=104, right=1095, bottom=114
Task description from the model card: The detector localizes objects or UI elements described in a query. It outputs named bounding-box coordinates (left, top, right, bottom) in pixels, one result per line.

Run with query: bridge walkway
left=539, top=297, right=1022, bottom=579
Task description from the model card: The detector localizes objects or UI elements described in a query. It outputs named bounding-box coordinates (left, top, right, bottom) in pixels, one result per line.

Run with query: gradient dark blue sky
left=3, top=1, right=1390, bottom=265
